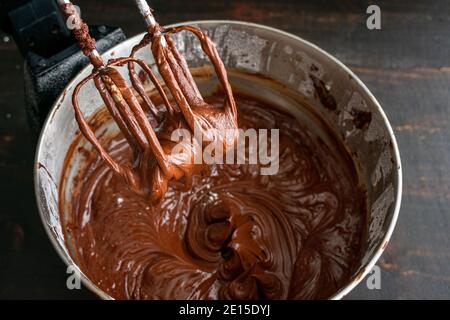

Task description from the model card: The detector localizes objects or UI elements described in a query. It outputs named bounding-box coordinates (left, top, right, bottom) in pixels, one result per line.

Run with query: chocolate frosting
left=62, top=92, right=366, bottom=300
left=59, top=5, right=366, bottom=299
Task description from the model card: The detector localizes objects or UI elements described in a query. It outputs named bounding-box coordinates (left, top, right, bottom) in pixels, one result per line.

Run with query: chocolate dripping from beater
left=58, top=0, right=240, bottom=202
left=130, top=0, right=238, bottom=151
left=57, top=0, right=188, bottom=199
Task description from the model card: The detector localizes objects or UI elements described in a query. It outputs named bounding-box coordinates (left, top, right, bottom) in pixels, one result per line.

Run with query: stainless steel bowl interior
left=34, top=20, right=402, bottom=300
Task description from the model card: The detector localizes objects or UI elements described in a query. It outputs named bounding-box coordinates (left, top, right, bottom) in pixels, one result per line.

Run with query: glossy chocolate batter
left=59, top=4, right=365, bottom=299
left=61, top=90, right=366, bottom=300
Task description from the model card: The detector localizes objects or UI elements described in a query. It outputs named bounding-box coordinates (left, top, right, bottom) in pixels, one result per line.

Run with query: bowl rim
left=34, top=19, right=402, bottom=300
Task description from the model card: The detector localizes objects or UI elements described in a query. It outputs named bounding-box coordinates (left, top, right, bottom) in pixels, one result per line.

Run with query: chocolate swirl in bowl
left=61, top=89, right=366, bottom=300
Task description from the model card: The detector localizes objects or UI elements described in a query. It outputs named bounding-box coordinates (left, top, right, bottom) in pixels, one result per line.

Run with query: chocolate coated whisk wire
left=57, top=0, right=172, bottom=189
left=131, top=0, right=238, bottom=135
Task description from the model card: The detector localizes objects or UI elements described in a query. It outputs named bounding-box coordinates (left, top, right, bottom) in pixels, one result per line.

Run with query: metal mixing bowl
left=34, top=21, right=402, bottom=300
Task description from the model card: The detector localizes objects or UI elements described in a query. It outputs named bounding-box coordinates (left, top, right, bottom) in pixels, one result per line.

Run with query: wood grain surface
left=0, top=0, right=449, bottom=299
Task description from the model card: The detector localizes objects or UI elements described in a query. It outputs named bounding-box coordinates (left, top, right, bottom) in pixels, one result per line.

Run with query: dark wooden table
left=1, top=0, right=449, bottom=299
